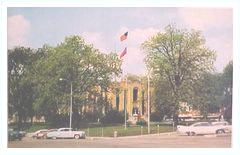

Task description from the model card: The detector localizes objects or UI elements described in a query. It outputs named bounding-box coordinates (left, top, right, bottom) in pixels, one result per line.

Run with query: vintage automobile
left=32, top=129, right=48, bottom=139
left=177, top=121, right=231, bottom=136
left=212, top=121, right=232, bottom=133
left=32, top=129, right=58, bottom=139
left=19, top=131, right=27, bottom=137
left=46, top=128, right=86, bottom=139
left=8, top=128, right=23, bottom=141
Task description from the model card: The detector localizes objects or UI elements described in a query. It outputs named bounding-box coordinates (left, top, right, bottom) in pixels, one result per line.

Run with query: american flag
left=120, top=32, right=128, bottom=41
left=120, top=47, right=127, bottom=59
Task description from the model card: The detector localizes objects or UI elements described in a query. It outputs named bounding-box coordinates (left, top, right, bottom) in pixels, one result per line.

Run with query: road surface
left=8, top=133, right=231, bottom=148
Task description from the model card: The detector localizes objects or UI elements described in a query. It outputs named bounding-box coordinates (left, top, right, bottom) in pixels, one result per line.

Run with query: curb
left=87, top=132, right=177, bottom=140
left=203, top=133, right=231, bottom=138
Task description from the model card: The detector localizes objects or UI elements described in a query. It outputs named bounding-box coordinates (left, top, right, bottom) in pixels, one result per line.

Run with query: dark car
left=8, top=128, right=23, bottom=141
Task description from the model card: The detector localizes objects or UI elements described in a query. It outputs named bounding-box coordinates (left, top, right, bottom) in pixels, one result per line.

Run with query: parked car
left=162, top=118, right=173, bottom=125
left=19, top=131, right=27, bottom=137
left=32, top=129, right=48, bottom=139
left=212, top=121, right=232, bottom=133
left=8, top=128, right=23, bottom=141
left=32, top=129, right=58, bottom=139
left=46, top=128, right=86, bottom=139
left=177, top=122, right=230, bottom=136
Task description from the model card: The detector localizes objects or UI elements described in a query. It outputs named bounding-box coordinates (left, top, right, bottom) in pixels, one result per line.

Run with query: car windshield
left=192, top=122, right=210, bottom=127
left=61, top=129, right=71, bottom=131
left=212, top=122, right=227, bottom=126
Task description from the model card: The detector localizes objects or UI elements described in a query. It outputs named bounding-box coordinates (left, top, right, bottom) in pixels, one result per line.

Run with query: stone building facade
left=109, top=79, right=149, bottom=118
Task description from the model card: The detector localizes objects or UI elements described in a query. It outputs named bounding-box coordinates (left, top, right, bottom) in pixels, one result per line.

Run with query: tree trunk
left=30, top=117, right=33, bottom=125
left=104, top=91, right=108, bottom=113
left=173, top=107, right=179, bottom=127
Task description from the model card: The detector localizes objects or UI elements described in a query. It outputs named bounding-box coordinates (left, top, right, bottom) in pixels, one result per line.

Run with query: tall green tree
left=142, top=25, right=216, bottom=125
left=151, top=77, right=174, bottom=121
left=192, top=73, right=223, bottom=119
left=32, top=36, right=121, bottom=127
left=8, top=47, right=37, bottom=129
left=221, top=61, right=232, bottom=121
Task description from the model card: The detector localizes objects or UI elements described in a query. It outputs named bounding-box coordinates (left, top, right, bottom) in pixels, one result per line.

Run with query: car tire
left=216, top=129, right=225, bottom=134
left=74, top=134, right=80, bottom=139
left=43, top=135, right=47, bottom=139
left=81, top=134, right=86, bottom=139
left=52, top=136, right=57, bottom=140
left=190, top=132, right=195, bottom=136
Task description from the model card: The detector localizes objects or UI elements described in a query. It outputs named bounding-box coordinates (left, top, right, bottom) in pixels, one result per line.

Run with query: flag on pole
left=120, top=32, right=128, bottom=41
left=120, top=47, right=127, bottom=59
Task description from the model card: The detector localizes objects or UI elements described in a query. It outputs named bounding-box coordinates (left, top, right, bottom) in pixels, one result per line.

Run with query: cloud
left=178, top=8, right=232, bottom=30
left=117, top=27, right=159, bottom=46
left=81, top=32, right=108, bottom=53
left=8, top=15, right=31, bottom=48
left=206, top=36, right=233, bottom=72
left=178, top=8, right=233, bottom=72
left=121, top=47, right=147, bottom=75
left=117, top=27, right=160, bottom=75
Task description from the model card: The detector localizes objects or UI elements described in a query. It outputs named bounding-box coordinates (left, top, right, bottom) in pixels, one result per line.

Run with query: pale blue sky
left=8, top=7, right=233, bottom=75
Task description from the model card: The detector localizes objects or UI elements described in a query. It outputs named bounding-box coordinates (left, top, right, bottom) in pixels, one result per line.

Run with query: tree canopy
left=8, top=36, right=122, bottom=128
left=142, top=25, right=216, bottom=124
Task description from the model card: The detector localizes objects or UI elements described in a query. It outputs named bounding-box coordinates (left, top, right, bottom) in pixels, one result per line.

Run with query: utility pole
left=124, top=77, right=128, bottom=130
left=147, top=70, right=151, bottom=134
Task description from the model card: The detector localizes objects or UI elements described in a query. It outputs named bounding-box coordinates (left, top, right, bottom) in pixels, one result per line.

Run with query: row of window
left=115, top=87, right=145, bottom=115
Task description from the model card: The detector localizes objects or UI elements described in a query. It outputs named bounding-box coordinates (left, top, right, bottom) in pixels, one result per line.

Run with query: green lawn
left=19, top=123, right=173, bottom=137
left=82, top=124, right=173, bottom=137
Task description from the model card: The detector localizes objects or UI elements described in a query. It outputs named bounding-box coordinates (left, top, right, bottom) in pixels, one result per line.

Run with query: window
left=116, top=95, right=120, bottom=110
left=133, top=87, right=138, bottom=101
left=212, top=122, right=227, bottom=126
left=115, top=88, right=120, bottom=110
left=62, top=129, right=70, bottom=131
left=142, top=90, right=145, bottom=115
left=194, top=123, right=210, bottom=127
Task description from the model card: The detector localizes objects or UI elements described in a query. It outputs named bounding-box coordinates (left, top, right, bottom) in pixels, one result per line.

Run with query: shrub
left=100, top=110, right=126, bottom=124
left=136, top=119, right=147, bottom=126
left=150, top=112, right=164, bottom=122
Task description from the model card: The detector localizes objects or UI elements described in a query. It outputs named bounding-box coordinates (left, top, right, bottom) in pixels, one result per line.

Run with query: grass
left=17, top=123, right=173, bottom=137
left=82, top=124, right=173, bottom=137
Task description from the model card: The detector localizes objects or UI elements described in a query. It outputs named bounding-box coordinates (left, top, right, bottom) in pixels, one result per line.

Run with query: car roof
left=193, top=122, right=209, bottom=124
left=212, top=121, right=228, bottom=124
left=191, top=122, right=210, bottom=125
left=35, top=129, right=48, bottom=132
left=58, top=128, right=72, bottom=130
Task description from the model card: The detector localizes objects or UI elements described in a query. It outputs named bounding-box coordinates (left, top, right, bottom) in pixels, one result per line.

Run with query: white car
left=47, top=128, right=86, bottom=139
left=177, top=122, right=230, bottom=136
left=212, top=121, right=232, bottom=133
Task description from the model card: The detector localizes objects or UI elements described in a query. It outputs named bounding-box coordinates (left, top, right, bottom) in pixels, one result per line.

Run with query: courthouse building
left=108, top=78, right=151, bottom=119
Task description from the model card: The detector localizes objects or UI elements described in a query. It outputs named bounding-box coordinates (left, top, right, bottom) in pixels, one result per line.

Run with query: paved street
left=8, top=133, right=231, bottom=148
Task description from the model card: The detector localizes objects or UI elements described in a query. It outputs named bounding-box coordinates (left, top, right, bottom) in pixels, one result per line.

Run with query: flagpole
left=119, top=31, right=128, bottom=130
left=124, top=76, right=128, bottom=130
